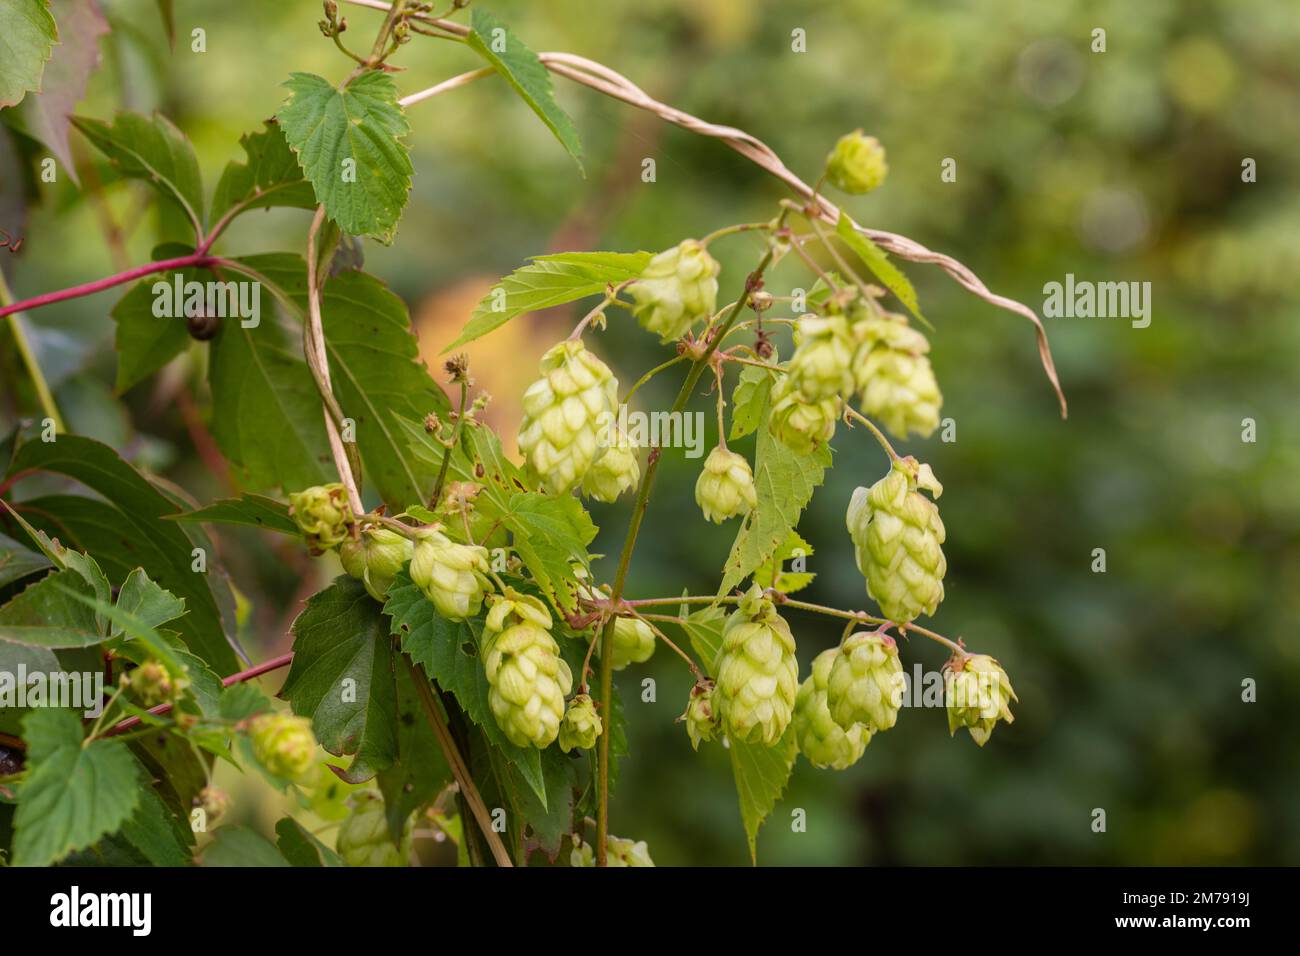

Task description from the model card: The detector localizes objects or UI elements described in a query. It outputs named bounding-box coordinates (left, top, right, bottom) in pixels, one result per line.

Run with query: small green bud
left=249, top=713, right=317, bottom=781
left=680, top=679, right=720, bottom=750
left=289, top=483, right=354, bottom=551
left=122, top=659, right=187, bottom=708
left=558, top=693, right=603, bottom=753
left=768, top=375, right=840, bottom=454
left=825, top=130, right=888, bottom=195
left=695, top=446, right=758, bottom=523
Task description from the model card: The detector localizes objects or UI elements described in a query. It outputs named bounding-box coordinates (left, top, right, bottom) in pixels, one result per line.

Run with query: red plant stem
left=0, top=254, right=218, bottom=320
left=102, top=652, right=294, bottom=739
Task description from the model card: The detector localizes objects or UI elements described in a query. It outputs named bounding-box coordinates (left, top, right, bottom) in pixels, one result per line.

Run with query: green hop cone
left=945, top=653, right=1018, bottom=747
left=482, top=589, right=573, bottom=749
left=339, top=527, right=413, bottom=602
left=787, top=315, right=855, bottom=402
left=680, top=679, right=720, bottom=750
left=825, top=129, right=889, bottom=195
left=123, top=659, right=187, bottom=708
left=558, top=693, right=603, bottom=753
left=851, top=310, right=942, bottom=439
left=846, top=456, right=946, bottom=623
left=694, top=446, right=758, bottom=523
left=582, top=435, right=640, bottom=502
left=517, top=340, right=619, bottom=494
left=628, top=239, right=720, bottom=342
left=248, top=713, right=316, bottom=781
left=569, top=834, right=655, bottom=867
left=768, top=374, right=840, bottom=454
left=289, top=483, right=354, bottom=551
left=604, top=615, right=656, bottom=669
left=794, top=648, right=871, bottom=769
left=826, top=629, right=904, bottom=732
left=408, top=526, right=492, bottom=621
left=336, top=791, right=410, bottom=867
left=714, top=585, right=799, bottom=746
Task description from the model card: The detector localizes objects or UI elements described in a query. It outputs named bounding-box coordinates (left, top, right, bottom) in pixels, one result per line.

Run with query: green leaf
left=110, top=264, right=196, bottom=394
left=675, top=604, right=727, bottom=672
left=506, top=492, right=597, bottom=612
left=71, top=111, right=205, bottom=235
left=119, top=784, right=194, bottom=866
left=385, top=570, right=549, bottom=807
left=276, top=70, right=412, bottom=242
left=0, top=0, right=57, bottom=109
left=377, top=661, right=451, bottom=844
left=12, top=709, right=144, bottom=867
left=718, top=396, right=831, bottom=595
left=729, top=728, right=796, bottom=865
left=752, top=529, right=815, bottom=594
left=113, top=567, right=186, bottom=636
left=0, top=531, right=51, bottom=589
left=5, top=434, right=242, bottom=672
left=210, top=120, right=317, bottom=226
left=275, top=817, right=344, bottom=867
left=167, top=493, right=300, bottom=536
left=282, top=576, right=399, bottom=782
left=444, top=251, right=650, bottom=353
left=466, top=8, right=583, bottom=174
left=155, top=0, right=174, bottom=46
left=479, top=732, right=574, bottom=858
left=729, top=352, right=778, bottom=442
left=202, top=826, right=290, bottom=867
left=0, top=567, right=101, bottom=648
left=835, top=214, right=930, bottom=329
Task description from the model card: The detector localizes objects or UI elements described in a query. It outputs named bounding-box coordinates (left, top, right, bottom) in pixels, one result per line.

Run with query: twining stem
left=621, top=354, right=686, bottom=405
left=567, top=279, right=635, bottom=341
left=0, top=253, right=218, bottom=321
left=699, top=221, right=771, bottom=247
left=432, top=379, right=469, bottom=502
left=0, top=268, right=65, bottom=432
left=596, top=230, right=783, bottom=864
left=843, top=404, right=900, bottom=461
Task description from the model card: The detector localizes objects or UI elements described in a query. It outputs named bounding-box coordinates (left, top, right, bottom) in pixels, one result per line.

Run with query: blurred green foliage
left=2, top=0, right=1297, bottom=865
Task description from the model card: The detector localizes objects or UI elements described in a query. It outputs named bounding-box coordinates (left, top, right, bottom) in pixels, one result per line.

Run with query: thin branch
left=0, top=268, right=65, bottom=432
left=0, top=253, right=218, bottom=321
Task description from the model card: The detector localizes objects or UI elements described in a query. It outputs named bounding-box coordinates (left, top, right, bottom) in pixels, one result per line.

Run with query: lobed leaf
left=0, top=0, right=58, bottom=109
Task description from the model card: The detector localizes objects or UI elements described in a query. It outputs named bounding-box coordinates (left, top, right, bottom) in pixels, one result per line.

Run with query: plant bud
left=248, top=713, right=317, bottom=781
left=197, top=786, right=230, bottom=823
left=694, top=446, right=758, bottom=523
left=826, top=629, right=904, bottom=732
left=680, top=680, right=720, bottom=750
left=289, top=483, right=354, bottom=551
left=582, top=438, right=640, bottom=502
left=558, top=693, right=603, bottom=753
left=944, top=653, right=1017, bottom=746
left=787, top=314, right=855, bottom=402
left=123, top=659, right=188, bottom=708
left=825, top=130, right=888, bottom=194
left=768, top=375, right=840, bottom=454
left=408, top=527, right=492, bottom=620
left=628, top=240, right=720, bottom=342
left=339, top=527, right=413, bottom=602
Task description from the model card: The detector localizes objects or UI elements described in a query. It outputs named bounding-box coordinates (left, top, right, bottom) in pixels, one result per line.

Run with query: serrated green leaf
left=729, top=728, right=796, bottom=865
left=109, top=270, right=192, bottom=394
left=0, top=567, right=101, bottom=648
left=282, top=576, right=399, bottom=783
left=377, top=661, right=451, bottom=844
left=0, top=531, right=50, bottom=589
left=210, top=120, right=317, bottom=225
left=443, top=251, right=650, bottom=353
left=12, top=709, right=144, bottom=866
left=675, top=604, right=726, bottom=673
left=168, top=493, right=299, bottom=536
left=718, top=397, right=831, bottom=595
left=275, top=817, right=344, bottom=867
left=120, top=784, right=194, bottom=866
left=466, top=8, right=583, bottom=174
left=835, top=214, right=930, bottom=329
left=71, top=111, right=205, bottom=236
left=0, top=0, right=57, bottom=109
left=276, top=70, right=412, bottom=241
left=752, top=529, right=815, bottom=594
left=202, top=826, right=290, bottom=867
left=506, top=492, right=597, bottom=612
left=729, top=352, right=778, bottom=442
left=113, top=567, right=186, bottom=636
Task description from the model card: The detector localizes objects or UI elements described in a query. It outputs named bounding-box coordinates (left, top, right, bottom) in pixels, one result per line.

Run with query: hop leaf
left=695, top=446, right=758, bottom=523
left=794, top=648, right=870, bottom=769
left=945, top=653, right=1018, bottom=746
left=826, top=629, right=903, bottom=732
left=628, top=240, right=720, bottom=342
left=714, top=585, right=799, bottom=746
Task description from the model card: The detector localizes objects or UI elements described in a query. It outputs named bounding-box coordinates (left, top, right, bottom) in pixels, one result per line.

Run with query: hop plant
left=339, top=527, right=413, bottom=602
left=558, top=693, right=603, bottom=753
left=289, top=483, right=354, bottom=551
left=122, top=659, right=187, bottom=708
left=825, top=129, right=888, bottom=194
left=826, top=629, right=904, bottom=732
left=628, top=239, right=720, bottom=342
left=787, top=314, right=855, bottom=402
left=482, top=589, right=573, bottom=749
left=336, top=792, right=410, bottom=867
left=768, top=374, right=840, bottom=454
left=714, top=585, right=799, bottom=746
left=680, top=680, right=720, bottom=750
left=945, top=654, right=1018, bottom=746
left=570, top=834, right=655, bottom=867
left=517, top=340, right=619, bottom=494
left=694, top=446, right=758, bottom=522
left=847, top=457, right=946, bottom=623
left=851, top=310, right=942, bottom=439
left=408, top=527, right=492, bottom=621
left=582, top=436, right=640, bottom=502
left=248, top=713, right=316, bottom=781
left=794, top=648, right=871, bottom=770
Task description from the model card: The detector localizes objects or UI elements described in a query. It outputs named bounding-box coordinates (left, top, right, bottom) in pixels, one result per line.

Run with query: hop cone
left=681, top=680, right=720, bottom=750
left=787, top=315, right=855, bottom=402
left=605, top=615, right=656, bottom=669
left=482, top=589, right=573, bottom=749
left=846, top=457, right=946, bottom=623
left=336, top=792, right=409, bottom=867
left=714, top=585, right=799, bottom=746
left=825, top=130, right=888, bottom=194
left=517, top=340, right=619, bottom=494
left=851, top=311, right=942, bottom=439
left=768, top=375, right=840, bottom=454
left=582, top=436, right=640, bottom=502
left=123, top=659, right=187, bottom=707
left=558, top=693, right=603, bottom=753
left=826, top=629, right=904, bottom=732
left=249, top=713, right=316, bottom=780
left=339, top=527, right=413, bottom=602
left=945, top=654, right=1018, bottom=746
left=695, top=446, right=758, bottom=522
left=628, top=239, right=720, bottom=342
left=794, top=648, right=871, bottom=769
left=289, top=483, right=353, bottom=551
left=570, top=834, right=655, bottom=867
left=408, top=527, right=491, bottom=621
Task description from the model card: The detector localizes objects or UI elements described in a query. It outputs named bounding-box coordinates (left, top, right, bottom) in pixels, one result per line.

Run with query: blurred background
left=2, top=0, right=1298, bottom=865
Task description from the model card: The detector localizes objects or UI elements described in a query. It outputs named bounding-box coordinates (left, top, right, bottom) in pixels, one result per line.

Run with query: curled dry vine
left=0, top=0, right=1058, bottom=868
